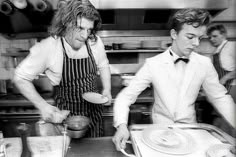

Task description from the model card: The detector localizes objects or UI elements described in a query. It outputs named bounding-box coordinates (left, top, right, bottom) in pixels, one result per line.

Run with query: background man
left=207, top=24, right=236, bottom=137
left=207, top=24, right=236, bottom=92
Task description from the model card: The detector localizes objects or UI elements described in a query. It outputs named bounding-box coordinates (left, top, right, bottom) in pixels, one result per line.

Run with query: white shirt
left=169, top=49, right=188, bottom=88
left=215, top=40, right=236, bottom=85
left=216, top=40, right=235, bottom=72
left=15, top=36, right=109, bottom=85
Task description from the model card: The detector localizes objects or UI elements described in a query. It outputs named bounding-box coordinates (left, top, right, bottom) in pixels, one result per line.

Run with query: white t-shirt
left=216, top=40, right=236, bottom=85
left=15, top=36, right=109, bottom=85
left=216, top=40, right=235, bottom=72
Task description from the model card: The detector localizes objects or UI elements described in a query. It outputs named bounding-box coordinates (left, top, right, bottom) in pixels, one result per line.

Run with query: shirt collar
left=169, top=48, right=188, bottom=60
left=215, top=40, right=228, bottom=54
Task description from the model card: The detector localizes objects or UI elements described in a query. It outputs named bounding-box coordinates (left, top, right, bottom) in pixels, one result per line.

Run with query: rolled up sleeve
left=221, top=44, right=236, bottom=71
left=15, top=43, right=48, bottom=81
left=90, top=36, right=109, bottom=70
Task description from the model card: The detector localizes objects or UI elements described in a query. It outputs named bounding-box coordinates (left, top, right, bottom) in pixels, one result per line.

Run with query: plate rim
left=82, top=92, right=108, bottom=104
left=142, top=126, right=196, bottom=155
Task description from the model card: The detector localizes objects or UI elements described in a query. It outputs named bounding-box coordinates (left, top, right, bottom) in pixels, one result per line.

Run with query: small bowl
left=6, top=47, right=22, bottom=53
left=65, top=116, right=90, bottom=131
left=121, top=74, right=135, bottom=87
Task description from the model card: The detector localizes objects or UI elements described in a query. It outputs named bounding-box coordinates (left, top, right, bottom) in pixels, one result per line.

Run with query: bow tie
left=169, top=51, right=189, bottom=64
left=174, top=58, right=189, bottom=64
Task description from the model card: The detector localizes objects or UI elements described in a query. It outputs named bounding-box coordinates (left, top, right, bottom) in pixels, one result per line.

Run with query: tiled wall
left=0, top=35, right=34, bottom=79
left=0, top=35, right=37, bottom=93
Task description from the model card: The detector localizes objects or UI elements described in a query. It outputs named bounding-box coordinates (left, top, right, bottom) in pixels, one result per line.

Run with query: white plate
left=142, top=126, right=196, bottom=155
left=82, top=92, right=108, bottom=104
left=206, top=144, right=235, bottom=157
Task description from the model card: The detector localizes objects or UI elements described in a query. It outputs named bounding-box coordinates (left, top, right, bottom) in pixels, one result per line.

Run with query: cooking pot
left=35, top=115, right=90, bottom=138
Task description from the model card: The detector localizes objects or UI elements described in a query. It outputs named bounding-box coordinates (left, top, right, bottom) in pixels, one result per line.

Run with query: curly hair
left=49, top=0, right=102, bottom=41
left=168, top=8, right=212, bottom=33
left=206, top=24, right=227, bottom=36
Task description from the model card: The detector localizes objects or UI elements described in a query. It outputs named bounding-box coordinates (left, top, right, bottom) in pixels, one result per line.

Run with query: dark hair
left=168, top=8, right=211, bottom=33
left=206, top=24, right=227, bottom=36
left=49, top=0, right=102, bottom=41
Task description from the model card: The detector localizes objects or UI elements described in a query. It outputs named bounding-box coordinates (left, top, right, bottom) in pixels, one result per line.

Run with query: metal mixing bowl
left=65, top=116, right=90, bottom=131
left=66, top=128, right=88, bottom=138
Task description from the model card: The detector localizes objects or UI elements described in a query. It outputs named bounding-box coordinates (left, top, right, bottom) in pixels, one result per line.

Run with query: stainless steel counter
left=66, top=136, right=133, bottom=157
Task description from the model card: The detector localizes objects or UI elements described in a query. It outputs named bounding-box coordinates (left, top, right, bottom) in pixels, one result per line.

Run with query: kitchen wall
left=212, top=0, right=236, bottom=40
left=0, top=36, right=33, bottom=93
left=101, top=36, right=171, bottom=74
left=0, top=0, right=235, bottom=88
left=0, top=36, right=33, bottom=79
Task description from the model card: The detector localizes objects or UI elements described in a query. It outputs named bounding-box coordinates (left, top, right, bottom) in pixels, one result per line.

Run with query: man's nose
left=209, top=37, right=214, bottom=42
left=80, top=30, right=89, bottom=39
left=192, top=38, right=200, bottom=46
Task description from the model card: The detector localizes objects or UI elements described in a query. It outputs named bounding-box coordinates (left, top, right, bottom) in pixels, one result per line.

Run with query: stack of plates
left=142, top=126, right=196, bottom=155
left=120, top=42, right=141, bottom=50
left=141, top=40, right=162, bottom=49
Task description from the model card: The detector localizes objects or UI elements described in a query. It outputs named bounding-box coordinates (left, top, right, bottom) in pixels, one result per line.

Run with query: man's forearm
left=212, top=95, right=236, bottom=128
left=221, top=70, right=236, bottom=83
left=13, top=76, right=49, bottom=110
left=99, top=67, right=111, bottom=91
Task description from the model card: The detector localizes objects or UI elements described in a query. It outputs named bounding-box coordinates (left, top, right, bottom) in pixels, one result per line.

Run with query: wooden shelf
left=1, top=51, right=29, bottom=57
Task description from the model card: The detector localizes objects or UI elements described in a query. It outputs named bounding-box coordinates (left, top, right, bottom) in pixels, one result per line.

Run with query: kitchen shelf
left=105, top=49, right=164, bottom=53
left=0, top=112, right=40, bottom=116
left=1, top=51, right=29, bottom=57
left=0, top=98, right=54, bottom=107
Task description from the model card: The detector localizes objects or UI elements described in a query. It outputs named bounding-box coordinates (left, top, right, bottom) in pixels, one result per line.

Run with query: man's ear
left=170, top=29, right=177, bottom=40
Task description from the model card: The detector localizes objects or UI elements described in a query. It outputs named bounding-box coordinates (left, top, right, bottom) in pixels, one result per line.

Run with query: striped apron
left=53, top=38, right=103, bottom=137
left=212, top=41, right=235, bottom=137
left=213, top=41, right=233, bottom=91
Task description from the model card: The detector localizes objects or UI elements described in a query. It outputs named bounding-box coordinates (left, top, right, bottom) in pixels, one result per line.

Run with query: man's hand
left=112, top=124, right=130, bottom=151
left=40, top=104, right=69, bottom=123
left=219, top=77, right=227, bottom=85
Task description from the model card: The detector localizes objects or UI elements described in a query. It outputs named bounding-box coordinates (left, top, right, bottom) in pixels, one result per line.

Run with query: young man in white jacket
left=112, top=8, right=235, bottom=150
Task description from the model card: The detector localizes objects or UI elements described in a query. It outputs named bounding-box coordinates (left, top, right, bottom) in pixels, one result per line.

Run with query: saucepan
left=65, top=115, right=90, bottom=138
left=35, top=112, right=90, bottom=138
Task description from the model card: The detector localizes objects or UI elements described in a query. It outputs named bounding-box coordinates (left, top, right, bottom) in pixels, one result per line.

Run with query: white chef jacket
left=113, top=48, right=235, bottom=128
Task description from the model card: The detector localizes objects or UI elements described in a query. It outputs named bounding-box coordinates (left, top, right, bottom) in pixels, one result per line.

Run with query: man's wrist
left=103, top=88, right=111, bottom=93
left=117, top=123, right=127, bottom=130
